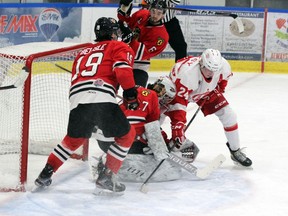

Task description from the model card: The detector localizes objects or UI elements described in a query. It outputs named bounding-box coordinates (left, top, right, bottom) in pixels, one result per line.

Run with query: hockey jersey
left=69, top=40, right=135, bottom=110
left=120, top=86, right=160, bottom=139
left=164, top=55, right=233, bottom=124
left=118, top=9, right=169, bottom=71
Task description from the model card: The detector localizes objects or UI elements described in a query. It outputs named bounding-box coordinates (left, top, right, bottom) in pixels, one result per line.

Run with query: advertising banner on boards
left=0, top=7, right=82, bottom=48
left=160, top=9, right=264, bottom=61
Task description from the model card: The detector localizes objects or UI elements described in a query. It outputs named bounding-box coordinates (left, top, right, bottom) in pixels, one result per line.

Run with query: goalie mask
left=200, top=49, right=223, bottom=72
left=94, top=17, right=120, bottom=41
left=147, top=76, right=176, bottom=106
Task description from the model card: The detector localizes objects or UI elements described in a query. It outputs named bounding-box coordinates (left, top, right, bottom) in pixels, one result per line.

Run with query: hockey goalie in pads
left=91, top=121, right=182, bottom=182
left=169, top=139, right=200, bottom=163
left=144, top=120, right=169, bottom=161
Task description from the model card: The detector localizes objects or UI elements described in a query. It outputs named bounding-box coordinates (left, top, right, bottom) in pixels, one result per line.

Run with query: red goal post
left=0, top=42, right=91, bottom=192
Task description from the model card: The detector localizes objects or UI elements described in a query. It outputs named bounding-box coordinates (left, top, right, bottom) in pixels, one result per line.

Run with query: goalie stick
left=134, top=3, right=244, bottom=33
left=168, top=152, right=225, bottom=179
left=140, top=99, right=208, bottom=193
left=0, top=67, right=29, bottom=90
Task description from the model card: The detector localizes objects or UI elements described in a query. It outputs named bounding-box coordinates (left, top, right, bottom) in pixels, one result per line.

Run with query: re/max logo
left=0, top=15, right=38, bottom=34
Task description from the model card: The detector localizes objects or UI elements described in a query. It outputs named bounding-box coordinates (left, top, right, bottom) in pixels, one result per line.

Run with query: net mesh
left=0, top=42, right=90, bottom=191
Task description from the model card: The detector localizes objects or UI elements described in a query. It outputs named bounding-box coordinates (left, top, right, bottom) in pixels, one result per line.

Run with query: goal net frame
left=0, top=42, right=92, bottom=192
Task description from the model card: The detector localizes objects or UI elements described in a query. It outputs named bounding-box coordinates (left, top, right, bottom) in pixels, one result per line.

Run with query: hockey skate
left=227, top=143, right=252, bottom=167
left=34, top=164, right=53, bottom=191
left=94, top=159, right=125, bottom=196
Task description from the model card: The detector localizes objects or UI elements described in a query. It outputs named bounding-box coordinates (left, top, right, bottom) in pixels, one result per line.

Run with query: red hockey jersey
left=69, top=40, right=135, bottom=110
left=118, top=9, right=169, bottom=62
left=120, top=86, right=160, bottom=138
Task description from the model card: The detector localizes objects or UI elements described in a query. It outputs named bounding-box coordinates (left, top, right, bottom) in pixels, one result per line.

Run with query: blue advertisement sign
left=0, top=7, right=82, bottom=48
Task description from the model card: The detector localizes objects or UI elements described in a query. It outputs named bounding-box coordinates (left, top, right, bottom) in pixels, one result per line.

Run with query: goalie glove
left=169, top=139, right=200, bottom=163
left=179, top=139, right=200, bottom=163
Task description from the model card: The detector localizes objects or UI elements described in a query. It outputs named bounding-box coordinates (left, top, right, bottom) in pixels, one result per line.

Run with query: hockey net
left=0, top=42, right=91, bottom=192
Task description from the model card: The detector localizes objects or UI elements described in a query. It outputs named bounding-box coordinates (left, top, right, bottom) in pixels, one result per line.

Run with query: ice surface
left=0, top=72, right=288, bottom=216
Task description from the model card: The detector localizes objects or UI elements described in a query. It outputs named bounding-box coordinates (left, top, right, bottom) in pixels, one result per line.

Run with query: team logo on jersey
left=157, top=37, right=164, bottom=46
left=93, top=79, right=104, bottom=86
left=141, top=90, right=150, bottom=96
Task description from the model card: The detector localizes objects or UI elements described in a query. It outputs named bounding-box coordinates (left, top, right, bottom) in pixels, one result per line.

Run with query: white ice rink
left=0, top=72, right=288, bottom=216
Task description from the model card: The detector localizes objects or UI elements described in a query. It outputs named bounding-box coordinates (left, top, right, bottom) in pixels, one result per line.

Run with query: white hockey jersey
left=163, top=55, right=233, bottom=124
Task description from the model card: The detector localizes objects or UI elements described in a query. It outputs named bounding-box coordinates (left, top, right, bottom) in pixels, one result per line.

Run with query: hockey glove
left=206, top=89, right=222, bottom=103
left=120, top=0, right=133, bottom=6
left=180, top=139, right=200, bottom=163
left=216, top=79, right=228, bottom=93
left=133, top=27, right=141, bottom=40
left=123, top=87, right=138, bottom=110
left=118, top=0, right=133, bottom=16
left=171, top=122, right=186, bottom=148
left=119, top=21, right=134, bottom=44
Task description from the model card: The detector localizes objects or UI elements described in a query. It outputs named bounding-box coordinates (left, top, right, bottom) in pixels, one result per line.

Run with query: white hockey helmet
left=148, top=76, right=176, bottom=106
left=200, top=49, right=223, bottom=72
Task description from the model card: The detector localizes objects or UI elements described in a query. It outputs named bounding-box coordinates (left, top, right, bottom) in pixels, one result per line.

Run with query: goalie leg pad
left=144, top=120, right=169, bottom=161
left=117, top=154, right=182, bottom=182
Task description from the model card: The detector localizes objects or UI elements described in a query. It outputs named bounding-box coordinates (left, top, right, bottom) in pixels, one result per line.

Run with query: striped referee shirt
left=163, top=0, right=181, bottom=23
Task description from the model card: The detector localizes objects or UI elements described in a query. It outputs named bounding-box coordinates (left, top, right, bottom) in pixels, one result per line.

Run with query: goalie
left=92, top=76, right=199, bottom=182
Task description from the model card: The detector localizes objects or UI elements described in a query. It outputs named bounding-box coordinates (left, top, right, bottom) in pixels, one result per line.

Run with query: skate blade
left=232, top=161, right=253, bottom=170
left=31, top=185, right=49, bottom=193
left=93, top=187, right=124, bottom=196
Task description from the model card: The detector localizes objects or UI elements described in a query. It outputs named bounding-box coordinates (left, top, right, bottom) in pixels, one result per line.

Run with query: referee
left=163, top=0, right=187, bottom=62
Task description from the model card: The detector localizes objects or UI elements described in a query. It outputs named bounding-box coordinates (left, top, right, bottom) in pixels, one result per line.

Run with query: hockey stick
left=168, top=152, right=225, bottom=179
left=140, top=144, right=175, bottom=193
left=0, top=67, right=29, bottom=90
left=134, top=4, right=244, bottom=33
left=140, top=99, right=208, bottom=193
left=53, top=63, right=72, bottom=73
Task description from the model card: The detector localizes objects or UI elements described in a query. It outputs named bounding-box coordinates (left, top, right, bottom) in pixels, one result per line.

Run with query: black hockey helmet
left=94, top=17, right=119, bottom=41
left=149, top=0, right=167, bottom=13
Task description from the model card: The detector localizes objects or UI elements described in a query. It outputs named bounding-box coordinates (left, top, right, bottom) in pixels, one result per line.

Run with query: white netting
left=0, top=42, right=90, bottom=191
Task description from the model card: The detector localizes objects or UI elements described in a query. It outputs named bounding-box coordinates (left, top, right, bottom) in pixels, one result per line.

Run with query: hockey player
left=117, top=0, right=169, bottom=87
left=141, top=0, right=187, bottom=62
left=93, top=76, right=199, bottom=182
left=164, top=49, right=252, bottom=167
left=34, top=17, right=138, bottom=194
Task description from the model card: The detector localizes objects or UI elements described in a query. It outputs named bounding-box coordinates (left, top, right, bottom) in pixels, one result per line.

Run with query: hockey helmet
left=94, top=17, right=119, bottom=41
left=149, top=0, right=167, bottom=13
left=148, top=76, right=176, bottom=106
left=200, top=49, right=223, bottom=72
